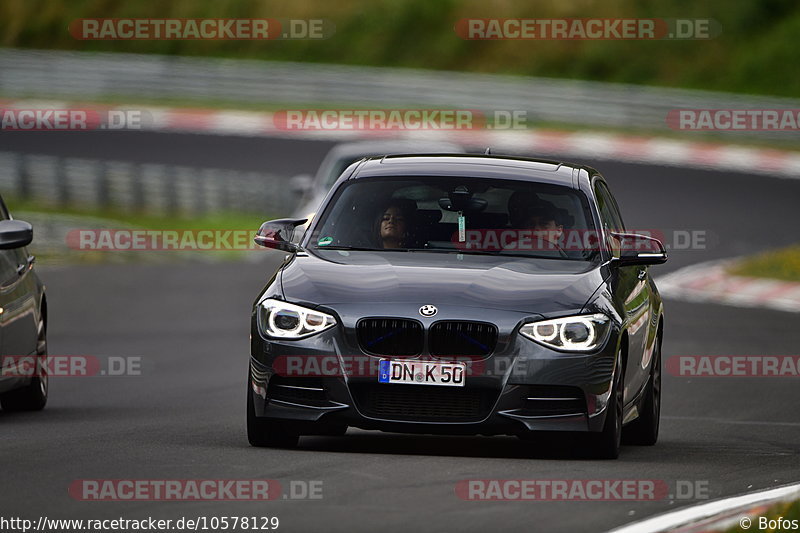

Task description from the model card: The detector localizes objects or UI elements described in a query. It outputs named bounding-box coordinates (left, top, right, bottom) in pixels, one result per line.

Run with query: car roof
left=349, top=153, right=597, bottom=187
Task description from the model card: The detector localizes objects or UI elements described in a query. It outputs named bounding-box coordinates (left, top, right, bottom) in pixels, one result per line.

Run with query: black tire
left=0, top=317, right=48, bottom=412
left=587, top=358, right=623, bottom=460
left=247, top=377, right=299, bottom=448
left=623, top=337, right=661, bottom=446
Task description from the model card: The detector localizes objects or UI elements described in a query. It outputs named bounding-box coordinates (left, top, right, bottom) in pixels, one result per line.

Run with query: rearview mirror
left=0, top=219, right=33, bottom=249
left=438, top=186, right=488, bottom=212
left=254, top=218, right=307, bottom=253
left=609, top=232, right=667, bottom=266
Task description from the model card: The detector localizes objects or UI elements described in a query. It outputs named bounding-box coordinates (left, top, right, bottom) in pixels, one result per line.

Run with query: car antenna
left=484, top=147, right=492, bottom=154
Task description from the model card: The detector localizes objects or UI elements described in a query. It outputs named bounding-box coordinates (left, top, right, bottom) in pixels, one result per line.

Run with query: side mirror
left=0, top=219, right=33, bottom=249
left=289, top=174, right=314, bottom=196
left=254, top=218, right=307, bottom=252
left=610, top=232, right=667, bottom=266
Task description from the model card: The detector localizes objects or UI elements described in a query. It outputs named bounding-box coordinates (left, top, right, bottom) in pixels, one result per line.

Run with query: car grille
left=357, top=318, right=423, bottom=356
left=267, top=376, right=330, bottom=407
left=351, top=383, right=497, bottom=422
left=429, top=321, right=498, bottom=357
left=519, top=385, right=586, bottom=417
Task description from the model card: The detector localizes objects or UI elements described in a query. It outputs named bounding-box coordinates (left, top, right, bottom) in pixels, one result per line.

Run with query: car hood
left=278, top=250, right=606, bottom=315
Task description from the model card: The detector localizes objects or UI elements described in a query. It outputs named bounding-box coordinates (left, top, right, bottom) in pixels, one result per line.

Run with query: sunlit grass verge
left=728, top=245, right=800, bottom=283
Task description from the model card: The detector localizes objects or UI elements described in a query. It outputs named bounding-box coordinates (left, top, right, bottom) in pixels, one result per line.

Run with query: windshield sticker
left=318, top=236, right=333, bottom=246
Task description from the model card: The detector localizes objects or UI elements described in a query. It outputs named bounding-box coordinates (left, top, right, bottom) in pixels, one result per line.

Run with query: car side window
left=604, top=183, right=626, bottom=232
left=594, top=181, right=624, bottom=233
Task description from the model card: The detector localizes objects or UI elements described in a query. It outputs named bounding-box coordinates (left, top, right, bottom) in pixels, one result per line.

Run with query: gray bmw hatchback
left=248, top=154, right=666, bottom=459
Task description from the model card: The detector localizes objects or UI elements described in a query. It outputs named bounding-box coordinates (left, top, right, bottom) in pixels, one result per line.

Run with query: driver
left=373, top=199, right=418, bottom=249
left=524, top=203, right=565, bottom=252
left=507, top=190, right=541, bottom=229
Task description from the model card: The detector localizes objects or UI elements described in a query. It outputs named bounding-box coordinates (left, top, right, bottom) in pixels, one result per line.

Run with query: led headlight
left=258, top=298, right=336, bottom=339
left=519, top=313, right=610, bottom=352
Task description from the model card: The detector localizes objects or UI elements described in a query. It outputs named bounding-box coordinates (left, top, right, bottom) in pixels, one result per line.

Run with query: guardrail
left=1, top=48, right=798, bottom=213
left=0, top=151, right=290, bottom=216
left=2, top=48, right=799, bottom=136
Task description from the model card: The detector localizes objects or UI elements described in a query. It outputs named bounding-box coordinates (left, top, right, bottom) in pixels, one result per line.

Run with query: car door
left=0, top=200, right=39, bottom=360
left=594, top=180, right=652, bottom=404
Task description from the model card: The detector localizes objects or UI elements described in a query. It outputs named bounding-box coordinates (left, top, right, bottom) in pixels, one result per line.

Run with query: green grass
left=725, top=499, right=800, bottom=532
left=728, top=245, right=800, bottom=282
left=2, top=0, right=800, bottom=97
left=11, top=200, right=268, bottom=231
left=10, top=200, right=275, bottom=265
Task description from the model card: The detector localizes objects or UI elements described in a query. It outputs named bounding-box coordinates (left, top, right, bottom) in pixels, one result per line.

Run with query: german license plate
left=378, top=360, right=465, bottom=387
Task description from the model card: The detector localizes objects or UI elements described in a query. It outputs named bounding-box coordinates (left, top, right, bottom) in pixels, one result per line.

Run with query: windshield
left=308, top=176, right=599, bottom=261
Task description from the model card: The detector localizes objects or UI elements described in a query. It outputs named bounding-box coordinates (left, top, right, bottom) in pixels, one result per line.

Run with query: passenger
left=374, top=199, right=418, bottom=249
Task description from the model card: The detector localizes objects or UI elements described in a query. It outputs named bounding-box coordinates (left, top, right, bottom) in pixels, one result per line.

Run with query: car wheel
left=623, top=337, right=661, bottom=446
left=247, top=376, right=299, bottom=448
left=0, top=316, right=48, bottom=412
left=587, top=358, right=623, bottom=459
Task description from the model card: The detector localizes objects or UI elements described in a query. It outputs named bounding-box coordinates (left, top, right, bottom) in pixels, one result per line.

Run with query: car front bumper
left=249, top=306, right=620, bottom=437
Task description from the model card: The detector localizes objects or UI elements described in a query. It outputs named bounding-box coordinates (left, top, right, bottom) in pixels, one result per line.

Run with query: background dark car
left=0, top=195, right=48, bottom=411
left=290, top=139, right=464, bottom=227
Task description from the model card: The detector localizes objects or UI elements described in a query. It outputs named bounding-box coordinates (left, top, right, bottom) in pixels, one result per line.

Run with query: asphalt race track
left=2, top=131, right=799, bottom=532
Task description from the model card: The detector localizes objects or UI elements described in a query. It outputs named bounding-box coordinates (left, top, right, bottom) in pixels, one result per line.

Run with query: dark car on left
left=0, top=195, right=48, bottom=411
